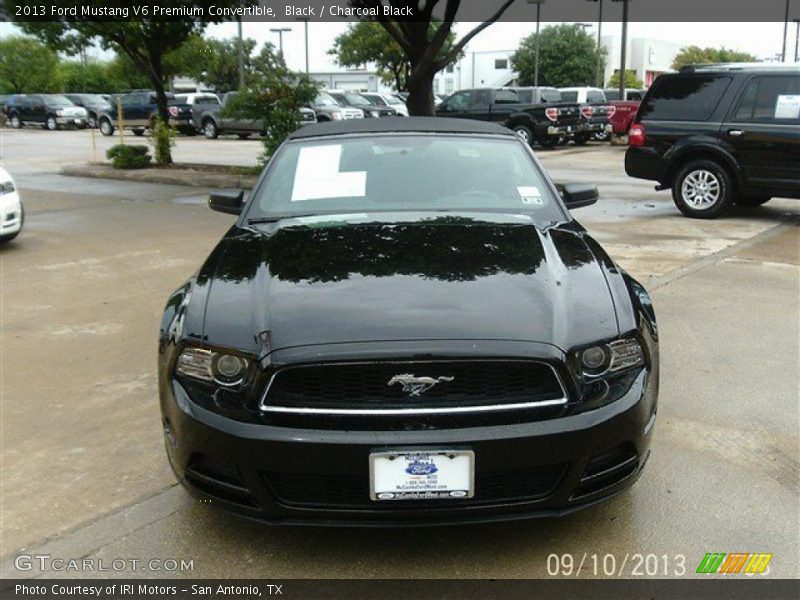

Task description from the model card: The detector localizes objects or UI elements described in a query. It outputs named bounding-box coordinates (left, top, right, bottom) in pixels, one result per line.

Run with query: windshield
left=385, top=96, right=404, bottom=106
left=246, top=135, right=565, bottom=225
left=541, top=90, right=562, bottom=103
left=343, top=94, right=371, bottom=106
left=315, top=93, right=339, bottom=106
left=80, top=94, right=107, bottom=104
left=45, top=95, right=74, bottom=107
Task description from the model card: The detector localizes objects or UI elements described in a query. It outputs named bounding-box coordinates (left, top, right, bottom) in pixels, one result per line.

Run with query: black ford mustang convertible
left=159, top=118, right=658, bottom=526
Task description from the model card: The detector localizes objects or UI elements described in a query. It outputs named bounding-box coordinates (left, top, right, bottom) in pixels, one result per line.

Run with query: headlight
left=0, top=181, right=14, bottom=195
left=55, top=109, right=64, bottom=116
left=370, top=110, right=381, bottom=118
left=331, top=112, right=343, bottom=120
left=176, top=347, right=249, bottom=386
left=579, top=339, right=644, bottom=378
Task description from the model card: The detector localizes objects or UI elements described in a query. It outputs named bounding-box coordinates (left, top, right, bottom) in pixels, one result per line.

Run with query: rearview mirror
left=556, top=183, right=598, bottom=210
left=208, top=190, right=244, bottom=215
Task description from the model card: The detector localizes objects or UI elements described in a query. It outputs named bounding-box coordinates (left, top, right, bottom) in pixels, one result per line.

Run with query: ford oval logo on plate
left=405, top=461, right=438, bottom=476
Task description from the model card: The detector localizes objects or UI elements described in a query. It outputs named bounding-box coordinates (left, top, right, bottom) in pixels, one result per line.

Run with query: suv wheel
left=672, top=159, right=734, bottom=219
left=87, top=113, right=97, bottom=128
left=99, top=119, right=114, bottom=136
left=203, top=120, right=218, bottom=139
left=10, top=114, right=22, bottom=128
left=46, top=115, right=59, bottom=131
left=513, top=125, right=533, bottom=145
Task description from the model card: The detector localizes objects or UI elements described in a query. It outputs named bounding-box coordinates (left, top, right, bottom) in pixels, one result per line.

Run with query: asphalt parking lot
left=0, top=128, right=798, bottom=579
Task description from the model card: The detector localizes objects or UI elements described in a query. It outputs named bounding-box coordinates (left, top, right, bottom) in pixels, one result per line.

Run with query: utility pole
left=237, top=17, right=244, bottom=89
left=619, top=0, right=629, bottom=101
left=596, top=0, right=604, bottom=86
left=794, top=18, right=800, bottom=62
left=782, top=0, right=790, bottom=61
left=528, top=0, right=546, bottom=87
left=270, top=27, right=291, bottom=58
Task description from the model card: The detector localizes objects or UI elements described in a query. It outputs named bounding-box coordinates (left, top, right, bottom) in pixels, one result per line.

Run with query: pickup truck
left=603, top=89, right=645, bottom=136
left=97, top=91, right=193, bottom=137
left=193, top=91, right=317, bottom=139
left=435, top=87, right=583, bottom=148
left=559, top=87, right=615, bottom=143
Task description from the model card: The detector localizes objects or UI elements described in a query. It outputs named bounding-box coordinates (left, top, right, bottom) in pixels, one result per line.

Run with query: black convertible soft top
left=287, top=116, right=515, bottom=140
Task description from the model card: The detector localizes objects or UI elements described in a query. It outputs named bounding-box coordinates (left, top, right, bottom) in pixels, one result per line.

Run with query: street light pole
left=270, top=27, right=291, bottom=57
left=237, top=17, right=244, bottom=90
left=794, top=18, right=800, bottom=63
left=782, top=0, right=790, bottom=61
left=528, top=0, right=546, bottom=87
left=596, top=0, right=603, bottom=86
left=619, top=0, right=629, bottom=101
left=304, top=20, right=309, bottom=73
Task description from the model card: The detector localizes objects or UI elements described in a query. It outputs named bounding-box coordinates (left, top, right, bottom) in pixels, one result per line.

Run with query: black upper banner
left=1, top=0, right=799, bottom=23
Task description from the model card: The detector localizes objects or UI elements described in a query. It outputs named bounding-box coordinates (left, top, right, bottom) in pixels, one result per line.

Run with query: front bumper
left=162, top=368, right=657, bottom=526
left=0, top=193, right=22, bottom=236
left=56, top=117, right=86, bottom=127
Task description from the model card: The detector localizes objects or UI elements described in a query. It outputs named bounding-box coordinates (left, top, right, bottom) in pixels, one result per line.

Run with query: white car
left=360, top=92, right=410, bottom=116
left=0, top=167, right=23, bottom=243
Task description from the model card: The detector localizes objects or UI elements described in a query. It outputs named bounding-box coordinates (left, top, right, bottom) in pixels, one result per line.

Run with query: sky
left=0, top=20, right=796, bottom=72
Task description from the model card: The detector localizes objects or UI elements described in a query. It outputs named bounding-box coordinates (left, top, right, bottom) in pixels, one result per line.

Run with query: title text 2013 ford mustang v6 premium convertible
left=158, top=118, right=658, bottom=526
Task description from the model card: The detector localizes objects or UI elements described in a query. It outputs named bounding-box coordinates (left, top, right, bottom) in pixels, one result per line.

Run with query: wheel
left=87, top=113, right=97, bottom=128
left=537, top=136, right=559, bottom=149
left=46, top=115, right=59, bottom=131
left=593, top=130, right=611, bottom=142
left=572, top=133, right=591, bottom=146
left=736, top=195, right=771, bottom=207
left=10, top=114, right=22, bottom=129
left=671, top=159, right=734, bottom=219
left=512, top=125, right=533, bottom=146
left=99, top=119, right=114, bottom=136
left=203, top=120, right=218, bottom=139
left=133, top=129, right=144, bottom=137
left=236, top=133, right=250, bottom=139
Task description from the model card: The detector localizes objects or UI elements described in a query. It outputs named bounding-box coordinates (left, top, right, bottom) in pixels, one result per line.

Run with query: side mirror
left=556, top=183, right=598, bottom=210
left=209, top=190, right=244, bottom=215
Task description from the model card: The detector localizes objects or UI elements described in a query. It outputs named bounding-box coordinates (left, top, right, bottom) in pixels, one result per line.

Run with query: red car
left=604, top=89, right=645, bottom=136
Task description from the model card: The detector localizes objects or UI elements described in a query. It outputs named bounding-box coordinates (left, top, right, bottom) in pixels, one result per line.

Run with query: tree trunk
left=405, top=69, right=435, bottom=116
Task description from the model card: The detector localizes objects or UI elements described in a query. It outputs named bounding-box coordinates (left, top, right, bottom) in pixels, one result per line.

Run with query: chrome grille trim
left=258, top=359, right=569, bottom=415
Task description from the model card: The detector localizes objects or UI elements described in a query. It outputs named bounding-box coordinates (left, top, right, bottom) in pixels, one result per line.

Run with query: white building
left=309, top=69, right=393, bottom=93
left=601, top=36, right=683, bottom=87
left=434, top=49, right=517, bottom=96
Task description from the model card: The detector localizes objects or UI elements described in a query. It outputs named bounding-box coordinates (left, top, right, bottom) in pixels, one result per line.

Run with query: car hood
left=200, top=214, right=620, bottom=355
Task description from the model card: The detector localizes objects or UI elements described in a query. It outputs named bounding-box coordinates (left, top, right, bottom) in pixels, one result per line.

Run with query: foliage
left=607, top=69, right=644, bottom=89
left=8, top=1, right=255, bottom=163
left=59, top=61, right=115, bottom=93
left=671, top=46, right=757, bottom=70
left=330, top=21, right=458, bottom=92
left=223, top=44, right=320, bottom=163
left=512, top=24, right=605, bottom=88
left=104, top=54, right=154, bottom=92
left=166, top=35, right=257, bottom=92
left=149, top=119, right=176, bottom=166
left=350, top=0, right=515, bottom=115
left=106, top=144, right=151, bottom=169
left=0, top=36, right=60, bottom=94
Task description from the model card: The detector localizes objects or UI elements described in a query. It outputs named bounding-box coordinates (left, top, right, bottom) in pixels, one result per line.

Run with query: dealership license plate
left=369, top=450, right=474, bottom=501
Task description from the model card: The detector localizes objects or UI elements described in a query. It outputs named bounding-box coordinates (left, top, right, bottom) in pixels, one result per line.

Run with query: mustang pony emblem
left=387, top=374, right=454, bottom=396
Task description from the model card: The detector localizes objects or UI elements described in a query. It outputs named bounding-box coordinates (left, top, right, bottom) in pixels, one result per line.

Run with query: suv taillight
left=580, top=106, right=593, bottom=119
left=628, top=123, right=646, bottom=146
left=545, top=107, right=559, bottom=122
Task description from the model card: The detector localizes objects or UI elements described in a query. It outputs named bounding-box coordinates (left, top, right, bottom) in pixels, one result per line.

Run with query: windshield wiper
left=246, top=214, right=315, bottom=225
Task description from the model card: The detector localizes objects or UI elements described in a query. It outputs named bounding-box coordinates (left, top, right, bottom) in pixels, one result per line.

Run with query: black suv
left=625, top=64, right=800, bottom=218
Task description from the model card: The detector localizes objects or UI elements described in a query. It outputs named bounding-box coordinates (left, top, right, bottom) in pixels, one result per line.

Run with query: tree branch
left=437, top=0, right=516, bottom=68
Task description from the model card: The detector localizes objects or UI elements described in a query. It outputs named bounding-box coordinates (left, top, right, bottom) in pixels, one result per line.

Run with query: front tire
left=672, top=159, right=734, bottom=219
left=10, top=114, right=22, bottom=129
left=46, top=115, right=59, bottom=131
left=593, top=130, right=611, bottom=142
left=99, top=118, right=114, bottom=136
left=87, top=113, right=97, bottom=128
left=512, top=125, right=533, bottom=146
left=133, top=129, right=145, bottom=137
left=203, top=120, right=218, bottom=139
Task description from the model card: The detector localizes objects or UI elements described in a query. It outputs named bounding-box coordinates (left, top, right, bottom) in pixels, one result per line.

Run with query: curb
left=60, top=163, right=259, bottom=190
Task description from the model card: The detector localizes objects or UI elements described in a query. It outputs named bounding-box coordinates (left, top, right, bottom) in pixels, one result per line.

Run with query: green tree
left=223, top=44, right=320, bottom=163
left=512, top=24, right=605, bottom=88
left=0, top=36, right=60, bottom=93
left=330, top=21, right=458, bottom=92
left=351, top=0, right=515, bottom=115
left=607, top=69, right=643, bottom=89
left=671, top=46, right=757, bottom=70
left=104, top=54, right=152, bottom=91
left=170, top=36, right=257, bottom=92
left=59, top=61, right=117, bottom=93
left=8, top=1, right=254, bottom=164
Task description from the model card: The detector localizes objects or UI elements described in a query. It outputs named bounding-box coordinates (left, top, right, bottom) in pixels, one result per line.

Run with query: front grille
left=261, top=360, right=565, bottom=413
left=263, top=463, right=566, bottom=509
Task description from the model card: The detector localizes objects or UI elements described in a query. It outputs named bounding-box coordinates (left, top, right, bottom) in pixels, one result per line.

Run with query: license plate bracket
left=369, top=449, right=474, bottom=501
